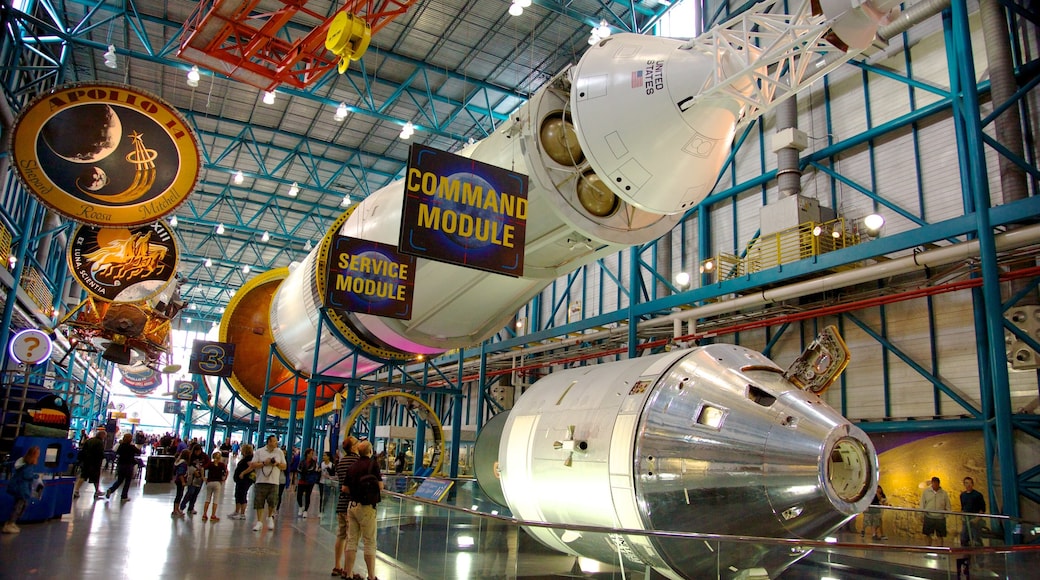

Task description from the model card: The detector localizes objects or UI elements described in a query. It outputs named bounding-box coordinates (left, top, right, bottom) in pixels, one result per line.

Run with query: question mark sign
left=25, top=336, right=40, bottom=358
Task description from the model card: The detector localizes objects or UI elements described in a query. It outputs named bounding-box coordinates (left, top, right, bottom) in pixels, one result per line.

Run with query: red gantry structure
left=178, top=0, right=417, bottom=91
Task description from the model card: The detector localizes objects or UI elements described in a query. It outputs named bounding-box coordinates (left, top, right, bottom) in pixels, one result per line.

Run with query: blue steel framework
left=1, top=0, right=1039, bottom=520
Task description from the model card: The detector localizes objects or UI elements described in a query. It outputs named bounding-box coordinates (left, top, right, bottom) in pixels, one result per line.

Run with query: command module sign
left=400, top=144, right=528, bottom=277
left=326, top=236, right=417, bottom=320
left=188, top=340, right=236, bottom=377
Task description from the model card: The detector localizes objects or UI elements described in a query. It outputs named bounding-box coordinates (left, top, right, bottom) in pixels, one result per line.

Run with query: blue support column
left=257, top=344, right=276, bottom=438
left=302, top=313, right=327, bottom=452
left=206, top=379, right=221, bottom=450
left=477, top=343, right=488, bottom=429
left=286, top=398, right=299, bottom=451
left=182, top=403, right=194, bottom=440
left=302, top=380, right=318, bottom=451
left=0, top=197, right=39, bottom=369
left=449, top=355, right=464, bottom=478
left=341, top=383, right=358, bottom=437
left=414, top=394, right=427, bottom=472
left=948, top=0, right=1018, bottom=518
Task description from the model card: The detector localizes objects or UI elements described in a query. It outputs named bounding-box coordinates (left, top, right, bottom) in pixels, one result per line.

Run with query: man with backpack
left=341, top=439, right=383, bottom=580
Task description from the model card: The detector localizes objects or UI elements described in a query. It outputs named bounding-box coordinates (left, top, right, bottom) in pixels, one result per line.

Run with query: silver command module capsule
left=476, top=343, right=877, bottom=579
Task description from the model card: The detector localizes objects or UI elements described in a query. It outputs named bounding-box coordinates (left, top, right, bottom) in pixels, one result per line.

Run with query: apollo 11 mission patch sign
left=10, top=83, right=200, bottom=226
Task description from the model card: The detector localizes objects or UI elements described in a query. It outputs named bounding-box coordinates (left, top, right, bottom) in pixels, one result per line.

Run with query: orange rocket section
left=220, top=268, right=341, bottom=418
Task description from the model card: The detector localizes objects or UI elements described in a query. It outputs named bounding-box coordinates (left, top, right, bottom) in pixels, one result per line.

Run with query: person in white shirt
left=920, top=476, right=952, bottom=545
left=250, top=435, right=287, bottom=531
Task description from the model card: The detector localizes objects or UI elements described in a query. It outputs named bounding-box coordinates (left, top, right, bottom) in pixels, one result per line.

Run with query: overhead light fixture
left=863, top=213, right=885, bottom=234
left=509, top=3, right=523, bottom=16
left=204, top=258, right=213, bottom=267
left=340, top=195, right=352, bottom=207
left=169, top=215, right=178, bottom=227
left=184, top=317, right=192, bottom=324
left=263, top=91, right=276, bottom=105
left=215, top=223, right=225, bottom=235
left=261, top=231, right=270, bottom=242
left=187, top=65, right=200, bottom=87
left=103, top=45, right=117, bottom=69
left=812, top=225, right=823, bottom=237
left=288, top=181, right=300, bottom=197
left=304, top=240, right=312, bottom=251
left=233, top=170, right=244, bottom=185
left=334, top=102, right=349, bottom=121
left=242, top=265, right=251, bottom=274
left=832, top=226, right=842, bottom=239
left=8, top=255, right=16, bottom=267
left=674, top=272, right=691, bottom=288
left=399, top=121, right=415, bottom=140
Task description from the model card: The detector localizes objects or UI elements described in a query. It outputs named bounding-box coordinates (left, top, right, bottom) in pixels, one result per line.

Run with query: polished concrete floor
left=0, top=474, right=417, bottom=580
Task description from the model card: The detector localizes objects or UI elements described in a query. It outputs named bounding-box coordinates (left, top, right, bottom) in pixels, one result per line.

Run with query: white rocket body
left=269, top=33, right=751, bottom=374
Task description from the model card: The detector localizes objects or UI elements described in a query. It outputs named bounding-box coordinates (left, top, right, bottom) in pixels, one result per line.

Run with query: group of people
left=919, top=475, right=987, bottom=547
left=860, top=475, right=988, bottom=547
left=237, top=434, right=384, bottom=580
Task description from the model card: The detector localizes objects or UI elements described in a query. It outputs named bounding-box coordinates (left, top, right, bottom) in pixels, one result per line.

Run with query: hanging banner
left=174, top=380, right=198, bottom=401
left=9, top=83, right=200, bottom=226
left=188, top=340, right=236, bottom=377
left=399, top=144, right=528, bottom=277
left=326, top=236, right=416, bottom=320
left=68, top=221, right=179, bottom=302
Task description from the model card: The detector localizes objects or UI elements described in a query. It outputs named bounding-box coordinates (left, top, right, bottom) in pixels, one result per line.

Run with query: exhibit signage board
left=189, top=340, right=236, bottom=377
left=399, top=144, right=528, bottom=277
left=325, top=235, right=417, bottom=320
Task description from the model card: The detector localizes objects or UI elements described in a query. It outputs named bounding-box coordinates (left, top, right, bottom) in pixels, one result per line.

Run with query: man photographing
left=250, top=435, right=287, bottom=531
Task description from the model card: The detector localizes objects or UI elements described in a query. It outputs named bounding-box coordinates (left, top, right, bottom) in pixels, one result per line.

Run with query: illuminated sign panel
left=399, top=144, right=528, bottom=277
left=326, top=236, right=416, bottom=320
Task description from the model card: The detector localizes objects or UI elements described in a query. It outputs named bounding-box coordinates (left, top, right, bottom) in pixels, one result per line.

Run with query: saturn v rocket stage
left=221, top=0, right=897, bottom=576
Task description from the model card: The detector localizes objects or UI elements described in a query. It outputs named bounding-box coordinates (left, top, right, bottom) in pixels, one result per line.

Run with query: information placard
left=188, top=340, right=235, bottom=377
left=399, top=144, right=528, bottom=277
left=325, top=236, right=416, bottom=319
left=413, top=477, right=454, bottom=502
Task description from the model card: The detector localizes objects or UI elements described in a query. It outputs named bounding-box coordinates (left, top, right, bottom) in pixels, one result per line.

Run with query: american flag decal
left=631, top=70, right=643, bottom=88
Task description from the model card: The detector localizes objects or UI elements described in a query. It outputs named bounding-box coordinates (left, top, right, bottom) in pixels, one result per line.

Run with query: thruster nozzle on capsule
left=475, top=328, right=876, bottom=579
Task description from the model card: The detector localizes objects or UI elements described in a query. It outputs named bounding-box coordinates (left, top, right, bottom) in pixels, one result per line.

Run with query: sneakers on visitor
left=879, top=535, right=888, bottom=540
left=267, top=516, right=275, bottom=530
left=2, top=523, right=20, bottom=534
left=120, top=497, right=130, bottom=503
left=252, top=521, right=262, bottom=532
left=301, top=511, right=308, bottom=519
left=105, top=488, right=113, bottom=499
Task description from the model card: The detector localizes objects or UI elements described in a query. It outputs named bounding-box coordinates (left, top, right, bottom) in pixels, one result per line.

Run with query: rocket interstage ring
left=220, top=267, right=341, bottom=418
left=488, top=344, right=878, bottom=579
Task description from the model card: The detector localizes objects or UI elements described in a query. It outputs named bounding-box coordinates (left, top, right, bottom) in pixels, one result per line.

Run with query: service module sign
left=326, top=236, right=417, bottom=320
left=9, top=83, right=200, bottom=226
left=399, top=144, right=528, bottom=277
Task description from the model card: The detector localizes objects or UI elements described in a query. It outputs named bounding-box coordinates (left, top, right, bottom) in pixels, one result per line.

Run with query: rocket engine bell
left=476, top=344, right=877, bottom=579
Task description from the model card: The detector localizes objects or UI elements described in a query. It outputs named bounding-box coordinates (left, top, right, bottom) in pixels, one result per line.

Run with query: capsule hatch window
left=694, top=402, right=728, bottom=430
